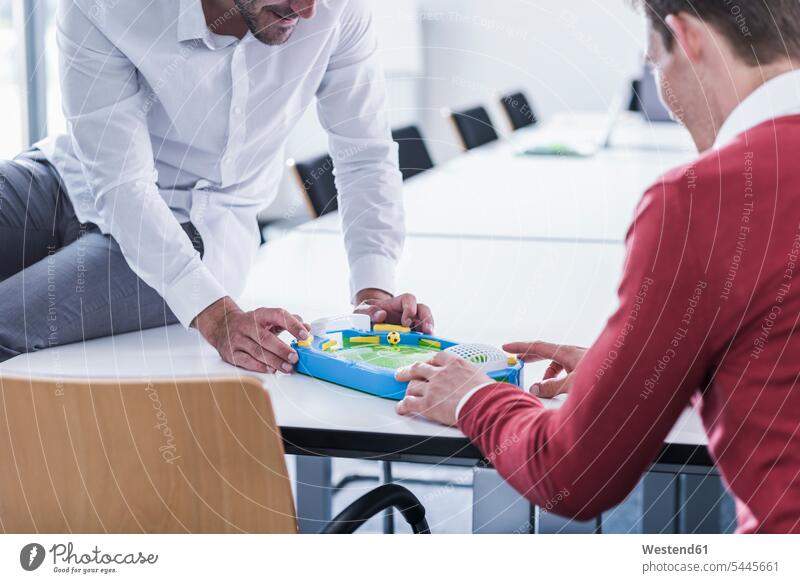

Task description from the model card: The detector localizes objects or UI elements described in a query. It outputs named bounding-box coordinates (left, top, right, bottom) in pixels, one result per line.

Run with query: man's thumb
left=531, top=376, right=569, bottom=398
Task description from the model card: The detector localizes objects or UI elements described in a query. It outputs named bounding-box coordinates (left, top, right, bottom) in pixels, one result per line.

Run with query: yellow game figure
left=387, top=331, right=401, bottom=346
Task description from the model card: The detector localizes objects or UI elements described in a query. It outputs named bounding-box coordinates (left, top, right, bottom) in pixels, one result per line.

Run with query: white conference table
left=300, top=113, right=696, bottom=244
left=0, top=234, right=706, bottom=445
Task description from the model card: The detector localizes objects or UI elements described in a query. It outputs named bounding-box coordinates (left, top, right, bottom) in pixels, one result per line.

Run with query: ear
left=665, top=13, right=705, bottom=63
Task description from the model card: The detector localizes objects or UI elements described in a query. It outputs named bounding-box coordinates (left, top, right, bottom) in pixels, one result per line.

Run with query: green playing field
left=335, top=345, right=439, bottom=369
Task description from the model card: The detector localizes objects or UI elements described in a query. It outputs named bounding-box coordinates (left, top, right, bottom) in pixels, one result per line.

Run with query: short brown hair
left=632, top=0, right=800, bottom=65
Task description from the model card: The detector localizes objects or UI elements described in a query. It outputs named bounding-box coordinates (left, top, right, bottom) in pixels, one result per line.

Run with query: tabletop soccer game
left=292, top=314, right=523, bottom=400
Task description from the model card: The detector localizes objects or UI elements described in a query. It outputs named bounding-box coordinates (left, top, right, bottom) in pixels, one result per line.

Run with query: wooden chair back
left=0, top=375, right=297, bottom=533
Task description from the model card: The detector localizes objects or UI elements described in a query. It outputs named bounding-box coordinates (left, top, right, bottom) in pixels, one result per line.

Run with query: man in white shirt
left=0, top=0, right=433, bottom=373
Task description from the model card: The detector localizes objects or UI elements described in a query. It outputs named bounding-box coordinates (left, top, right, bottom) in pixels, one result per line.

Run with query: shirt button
left=223, top=157, right=232, bottom=166
left=233, top=106, right=243, bottom=115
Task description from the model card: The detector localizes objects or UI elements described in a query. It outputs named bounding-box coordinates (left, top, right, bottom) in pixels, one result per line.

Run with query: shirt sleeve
left=315, top=0, right=405, bottom=301
left=455, top=381, right=497, bottom=420
left=458, top=182, right=713, bottom=520
left=57, top=2, right=225, bottom=327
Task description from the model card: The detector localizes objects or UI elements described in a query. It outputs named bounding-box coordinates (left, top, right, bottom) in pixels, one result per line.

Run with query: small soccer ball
left=387, top=331, right=401, bottom=346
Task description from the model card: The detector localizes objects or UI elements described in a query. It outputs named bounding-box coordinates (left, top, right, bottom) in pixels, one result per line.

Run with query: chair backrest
left=628, top=78, right=643, bottom=112
left=450, top=106, right=499, bottom=151
left=0, top=375, right=297, bottom=533
left=392, top=125, right=435, bottom=181
left=629, top=67, right=674, bottom=122
left=500, top=91, right=538, bottom=131
left=292, top=154, right=338, bottom=219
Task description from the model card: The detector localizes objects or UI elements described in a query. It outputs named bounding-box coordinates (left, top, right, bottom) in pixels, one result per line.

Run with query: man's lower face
left=235, top=1, right=301, bottom=45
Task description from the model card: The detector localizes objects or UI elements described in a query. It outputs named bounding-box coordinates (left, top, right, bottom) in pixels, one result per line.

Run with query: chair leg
left=381, top=461, right=395, bottom=534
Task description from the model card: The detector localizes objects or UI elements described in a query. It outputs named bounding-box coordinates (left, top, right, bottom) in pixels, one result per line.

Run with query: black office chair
left=392, top=125, right=435, bottom=181
left=450, top=105, right=499, bottom=150
left=628, top=78, right=643, bottom=113
left=500, top=91, right=538, bottom=131
left=291, top=154, right=339, bottom=218
left=629, top=67, right=674, bottom=122
left=323, top=484, right=430, bottom=534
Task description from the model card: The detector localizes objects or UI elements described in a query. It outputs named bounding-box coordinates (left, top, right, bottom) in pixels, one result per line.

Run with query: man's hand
left=394, top=352, right=491, bottom=426
left=193, top=296, right=310, bottom=374
left=503, top=341, right=587, bottom=398
left=354, top=289, right=434, bottom=334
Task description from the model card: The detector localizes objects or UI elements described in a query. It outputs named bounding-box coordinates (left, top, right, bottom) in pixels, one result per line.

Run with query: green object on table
left=335, top=345, right=439, bottom=370
left=521, top=143, right=589, bottom=157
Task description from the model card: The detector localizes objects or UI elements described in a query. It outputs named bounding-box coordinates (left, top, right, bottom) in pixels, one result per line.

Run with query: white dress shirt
left=37, top=0, right=404, bottom=327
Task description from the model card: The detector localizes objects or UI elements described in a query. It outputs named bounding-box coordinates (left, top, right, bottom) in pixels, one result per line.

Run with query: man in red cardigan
left=396, top=0, right=800, bottom=533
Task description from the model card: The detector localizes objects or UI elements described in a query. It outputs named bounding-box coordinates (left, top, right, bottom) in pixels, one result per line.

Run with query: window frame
left=13, top=0, right=47, bottom=146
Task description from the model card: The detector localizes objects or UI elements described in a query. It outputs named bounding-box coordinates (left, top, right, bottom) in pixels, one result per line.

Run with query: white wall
left=417, top=0, right=646, bottom=160
left=264, top=0, right=647, bottom=221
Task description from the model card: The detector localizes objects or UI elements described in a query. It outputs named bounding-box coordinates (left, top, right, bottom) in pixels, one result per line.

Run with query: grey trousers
left=0, top=150, right=203, bottom=363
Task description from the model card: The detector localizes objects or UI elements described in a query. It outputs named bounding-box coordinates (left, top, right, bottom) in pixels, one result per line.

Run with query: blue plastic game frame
left=293, top=328, right=524, bottom=400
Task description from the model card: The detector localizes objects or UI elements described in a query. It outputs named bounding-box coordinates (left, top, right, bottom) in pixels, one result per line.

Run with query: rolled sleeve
left=160, top=259, right=227, bottom=328
left=348, top=253, right=398, bottom=300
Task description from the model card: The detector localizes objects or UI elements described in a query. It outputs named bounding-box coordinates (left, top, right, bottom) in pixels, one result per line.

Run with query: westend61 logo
left=19, top=542, right=158, bottom=574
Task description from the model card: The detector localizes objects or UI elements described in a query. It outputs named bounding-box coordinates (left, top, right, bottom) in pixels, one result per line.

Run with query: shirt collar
left=714, top=69, right=800, bottom=149
left=177, top=0, right=208, bottom=42
left=177, top=0, right=242, bottom=49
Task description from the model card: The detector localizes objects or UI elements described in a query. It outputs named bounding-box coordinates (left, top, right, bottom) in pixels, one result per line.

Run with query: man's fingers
left=229, top=350, right=270, bottom=373
left=543, top=361, right=563, bottom=380
left=429, top=351, right=461, bottom=366
left=398, top=294, right=418, bottom=328
left=256, top=308, right=309, bottom=340
left=235, top=336, right=275, bottom=367
left=531, top=375, right=571, bottom=398
left=293, top=314, right=311, bottom=332
left=396, top=395, right=425, bottom=416
left=249, top=339, right=295, bottom=373
left=244, top=336, right=297, bottom=372
left=413, top=303, right=434, bottom=334
left=395, top=361, right=438, bottom=382
left=503, top=341, right=585, bottom=369
left=279, top=310, right=311, bottom=340
left=404, top=380, right=428, bottom=398
left=354, top=302, right=388, bottom=323
left=503, top=341, right=557, bottom=362
left=355, top=294, right=431, bottom=329
left=502, top=342, right=545, bottom=363
left=251, top=331, right=298, bottom=371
